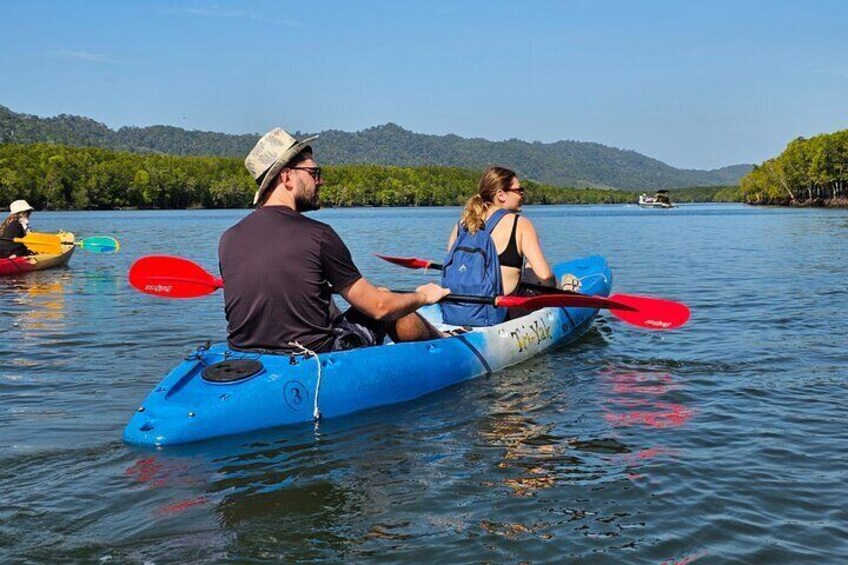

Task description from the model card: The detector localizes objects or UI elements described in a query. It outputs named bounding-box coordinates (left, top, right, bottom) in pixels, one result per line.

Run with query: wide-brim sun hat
left=9, top=199, right=35, bottom=215
left=245, top=128, right=318, bottom=206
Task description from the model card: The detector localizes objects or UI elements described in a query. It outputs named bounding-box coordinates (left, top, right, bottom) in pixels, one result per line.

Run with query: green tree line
left=0, top=143, right=637, bottom=210
left=667, top=185, right=743, bottom=202
left=0, top=143, right=253, bottom=209
left=1, top=105, right=752, bottom=190
left=739, top=129, right=848, bottom=205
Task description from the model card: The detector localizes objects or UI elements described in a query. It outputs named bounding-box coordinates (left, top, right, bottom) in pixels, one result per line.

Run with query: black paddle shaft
left=424, top=261, right=576, bottom=297
left=393, top=290, right=496, bottom=305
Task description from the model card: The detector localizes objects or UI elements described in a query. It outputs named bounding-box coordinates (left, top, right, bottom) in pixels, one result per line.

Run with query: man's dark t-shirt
left=218, top=206, right=362, bottom=352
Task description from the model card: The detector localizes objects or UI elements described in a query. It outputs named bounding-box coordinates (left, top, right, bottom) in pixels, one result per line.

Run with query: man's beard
left=294, top=186, right=321, bottom=212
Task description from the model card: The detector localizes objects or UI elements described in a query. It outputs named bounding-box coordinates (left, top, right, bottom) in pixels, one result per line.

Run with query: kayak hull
left=124, top=256, right=612, bottom=446
left=0, top=232, right=75, bottom=276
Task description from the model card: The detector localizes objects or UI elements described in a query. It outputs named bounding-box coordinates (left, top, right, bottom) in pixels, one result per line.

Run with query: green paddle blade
left=78, top=236, right=120, bottom=253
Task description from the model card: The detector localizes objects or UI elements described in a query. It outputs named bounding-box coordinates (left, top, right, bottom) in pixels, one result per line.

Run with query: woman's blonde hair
left=460, top=166, right=517, bottom=234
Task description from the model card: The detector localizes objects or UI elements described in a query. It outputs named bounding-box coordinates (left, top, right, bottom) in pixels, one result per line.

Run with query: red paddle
left=128, top=255, right=688, bottom=329
left=128, top=255, right=223, bottom=298
left=374, top=254, right=439, bottom=271
left=127, top=255, right=633, bottom=309
left=374, top=253, right=690, bottom=330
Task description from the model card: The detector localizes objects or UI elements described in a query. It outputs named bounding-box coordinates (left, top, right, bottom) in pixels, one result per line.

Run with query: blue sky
left=1, top=0, right=846, bottom=169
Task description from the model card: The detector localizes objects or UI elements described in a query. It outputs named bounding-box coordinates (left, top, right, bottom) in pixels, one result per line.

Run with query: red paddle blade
left=128, top=255, right=223, bottom=299
left=373, top=253, right=434, bottom=270
left=495, top=292, right=689, bottom=330
left=496, top=293, right=638, bottom=311
left=607, top=293, right=690, bottom=330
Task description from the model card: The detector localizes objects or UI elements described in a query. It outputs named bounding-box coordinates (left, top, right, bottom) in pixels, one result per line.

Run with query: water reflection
left=0, top=273, right=70, bottom=339
left=598, top=366, right=695, bottom=430
left=0, top=272, right=73, bottom=436
left=122, top=424, right=368, bottom=559
left=595, top=365, right=691, bottom=484
left=473, top=359, right=638, bottom=500
left=474, top=363, right=572, bottom=498
left=19, top=280, right=67, bottom=331
left=2, top=206, right=847, bottom=563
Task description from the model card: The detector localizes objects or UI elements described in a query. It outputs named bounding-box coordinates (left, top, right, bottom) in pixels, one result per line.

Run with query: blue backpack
left=440, top=208, right=510, bottom=326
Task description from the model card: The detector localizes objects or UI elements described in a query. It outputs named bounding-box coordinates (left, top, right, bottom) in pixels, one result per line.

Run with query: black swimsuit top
left=497, top=213, right=522, bottom=269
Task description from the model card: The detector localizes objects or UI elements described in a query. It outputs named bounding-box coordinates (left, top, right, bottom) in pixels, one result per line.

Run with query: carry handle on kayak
left=128, top=255, right=689, bottom=330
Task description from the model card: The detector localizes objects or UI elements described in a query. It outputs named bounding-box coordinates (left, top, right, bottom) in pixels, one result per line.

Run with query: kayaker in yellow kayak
left=218, top=127, right=449, bottom=354
left=0, top=200, right=36, bottom=259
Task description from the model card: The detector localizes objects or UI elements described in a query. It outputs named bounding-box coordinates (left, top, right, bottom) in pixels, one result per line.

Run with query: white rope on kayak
left=287, top=341, right=323, bottom=421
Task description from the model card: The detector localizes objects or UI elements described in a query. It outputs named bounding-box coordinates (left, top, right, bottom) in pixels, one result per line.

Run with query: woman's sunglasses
left=502, top=187, right=525, bottom=196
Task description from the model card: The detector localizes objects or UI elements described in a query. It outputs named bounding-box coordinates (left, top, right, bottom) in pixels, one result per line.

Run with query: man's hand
left=342, top=279, right=450, bottom=321
left=416, top=283, right=451, bottom=305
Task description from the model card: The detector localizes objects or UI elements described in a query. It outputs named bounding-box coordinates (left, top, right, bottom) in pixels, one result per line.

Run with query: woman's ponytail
left=459, top=166, right=517, bottom=234
left=460, top=194, right=490, bottom=234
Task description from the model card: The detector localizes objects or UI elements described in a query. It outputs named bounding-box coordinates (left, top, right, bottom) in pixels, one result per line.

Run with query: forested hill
left=0, top=105, right=751, bottom=190
left=0, top=106, right=259, bottom=158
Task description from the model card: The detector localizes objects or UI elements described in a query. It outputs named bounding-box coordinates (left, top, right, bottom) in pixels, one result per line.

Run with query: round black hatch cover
left=202, top=359, right=264, bottom=383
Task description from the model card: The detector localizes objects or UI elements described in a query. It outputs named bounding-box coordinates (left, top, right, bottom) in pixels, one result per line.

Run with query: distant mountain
left=0, top=105, right=258, bottom=156
left=0, top=105, right=752, bottom=189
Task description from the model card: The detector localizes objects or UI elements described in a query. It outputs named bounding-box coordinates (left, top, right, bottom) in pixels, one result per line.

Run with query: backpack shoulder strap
left=483, top=209, right=510, bottom=236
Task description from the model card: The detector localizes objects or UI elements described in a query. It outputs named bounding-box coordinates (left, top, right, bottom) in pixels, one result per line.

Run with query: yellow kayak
left=0, top=232, right=76, bottom=276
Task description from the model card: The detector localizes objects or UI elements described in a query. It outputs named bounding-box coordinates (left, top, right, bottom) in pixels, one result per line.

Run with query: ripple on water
left=2, top=206, right=848, bottom=562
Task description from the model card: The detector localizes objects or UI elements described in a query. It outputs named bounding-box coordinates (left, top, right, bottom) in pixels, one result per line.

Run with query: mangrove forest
left=0, top=143, right=636, bottom=210
left=739, top=129, right=848, bottom=206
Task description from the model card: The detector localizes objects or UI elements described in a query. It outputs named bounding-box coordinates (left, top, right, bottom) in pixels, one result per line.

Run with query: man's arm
left=319, top=224, right=449, bottom=320
left=339, top=278, right=449, bottom=321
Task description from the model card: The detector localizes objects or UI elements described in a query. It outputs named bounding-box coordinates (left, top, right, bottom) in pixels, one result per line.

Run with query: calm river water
left=1, top=204, right=846, bottom=563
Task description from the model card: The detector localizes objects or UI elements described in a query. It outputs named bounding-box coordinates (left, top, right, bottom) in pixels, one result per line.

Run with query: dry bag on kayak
left=440, top=209, right=509, bottom=326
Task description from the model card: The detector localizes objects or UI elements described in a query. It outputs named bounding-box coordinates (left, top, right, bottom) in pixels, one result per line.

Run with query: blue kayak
left=124, top=256, right=612, bottom=446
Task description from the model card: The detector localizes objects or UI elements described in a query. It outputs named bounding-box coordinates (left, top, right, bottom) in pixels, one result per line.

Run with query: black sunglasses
left=290, top=166, right=322, bottom=181
left=503, top=186, right=525, bottom=196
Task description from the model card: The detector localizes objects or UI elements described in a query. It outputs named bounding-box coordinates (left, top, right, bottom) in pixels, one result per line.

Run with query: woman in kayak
left=0, top=200, right=35, bottom=259
left=443, top=167, right=556, bottom=324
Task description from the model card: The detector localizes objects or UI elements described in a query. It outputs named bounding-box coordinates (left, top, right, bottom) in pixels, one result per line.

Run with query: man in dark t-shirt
left=219, top=127, right=449, bottom=353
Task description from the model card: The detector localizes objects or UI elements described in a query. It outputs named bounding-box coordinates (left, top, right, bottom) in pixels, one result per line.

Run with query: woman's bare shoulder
left=516, top=214, right=537, bottom=233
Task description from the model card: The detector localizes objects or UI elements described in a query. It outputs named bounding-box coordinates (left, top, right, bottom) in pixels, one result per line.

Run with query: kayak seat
left=202, top=359, right=264, bottom=383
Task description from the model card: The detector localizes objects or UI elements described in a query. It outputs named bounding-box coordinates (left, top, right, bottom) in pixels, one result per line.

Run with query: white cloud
left=173, top=5, right=301, bottom=26
left=48, top=50, right=108, bottom=62
left=180, top=6, right=250, bottom=18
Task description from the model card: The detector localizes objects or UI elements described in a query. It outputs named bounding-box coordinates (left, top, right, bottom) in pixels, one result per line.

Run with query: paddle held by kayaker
left=442, top=166, right=555, bottom=325
left=218, top=127, right=449, bottom=354
left=0, top=200, right=36, bottom=259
